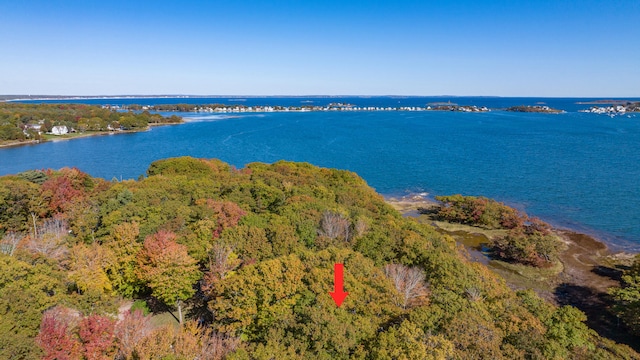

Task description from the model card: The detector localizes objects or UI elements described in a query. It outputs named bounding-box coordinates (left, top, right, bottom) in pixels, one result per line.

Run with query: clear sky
left=1, top=0, right=639, bottom=96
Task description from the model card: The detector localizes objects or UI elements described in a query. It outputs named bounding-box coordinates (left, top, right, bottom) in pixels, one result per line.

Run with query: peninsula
left=0, top=103, right=182, bottom=148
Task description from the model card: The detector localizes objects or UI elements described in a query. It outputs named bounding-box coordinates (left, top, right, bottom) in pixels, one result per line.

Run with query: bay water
left=1, top=97, right=639, bottom=250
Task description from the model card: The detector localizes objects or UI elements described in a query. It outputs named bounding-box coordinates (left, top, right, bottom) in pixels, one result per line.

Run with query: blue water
left=2, top=97, right=640, bottom=250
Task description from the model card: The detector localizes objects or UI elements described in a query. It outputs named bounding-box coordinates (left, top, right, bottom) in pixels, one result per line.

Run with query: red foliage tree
left=204, top=200, right=246, bottom=237
left=36, top=312, right=82, bottom=360
left=41, top=168, right=92, bottom=213
left=78, top=315, right=116, bottom=360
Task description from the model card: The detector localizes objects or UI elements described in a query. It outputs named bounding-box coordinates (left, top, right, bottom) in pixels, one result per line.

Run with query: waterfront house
left=51, top=125, right=69, bottom=135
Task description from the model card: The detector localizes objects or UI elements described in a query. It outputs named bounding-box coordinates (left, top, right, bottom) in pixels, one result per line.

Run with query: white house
left=51, top=125, right=69, bottom=135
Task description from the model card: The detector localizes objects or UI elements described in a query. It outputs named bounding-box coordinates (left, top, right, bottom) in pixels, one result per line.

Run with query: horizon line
left=3, top=94, right=640, bottom=100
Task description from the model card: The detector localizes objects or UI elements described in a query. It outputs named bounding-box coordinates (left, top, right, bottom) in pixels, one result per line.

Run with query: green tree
left=137, top=230, right=202, bottom=324
left=610, top=255, right=640, bottom=336
left=370, top=320, right=454, bottom=360
left=0, top=254, right=66, bottom=359
left=103, top=222, right=143, bottom=297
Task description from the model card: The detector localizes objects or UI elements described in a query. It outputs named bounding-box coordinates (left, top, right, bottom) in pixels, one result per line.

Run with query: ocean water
left=2, top=97, right=640, bottom=250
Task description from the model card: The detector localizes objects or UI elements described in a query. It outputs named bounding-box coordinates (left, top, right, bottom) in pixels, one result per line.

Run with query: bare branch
left=318, top=211, right=351, bottom=241
left=24, top=218, right=69, bottom=261
left=0, top=232, right=24, bottom=256
left=384, top=264, right=430, bottom=309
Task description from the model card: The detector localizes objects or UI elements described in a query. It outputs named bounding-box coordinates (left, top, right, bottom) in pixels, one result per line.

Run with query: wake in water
left=182, top=114, right=241, bottom=122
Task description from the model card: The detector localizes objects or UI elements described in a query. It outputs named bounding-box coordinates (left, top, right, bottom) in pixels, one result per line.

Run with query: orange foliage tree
left=137, top=230, right=201, bottom=324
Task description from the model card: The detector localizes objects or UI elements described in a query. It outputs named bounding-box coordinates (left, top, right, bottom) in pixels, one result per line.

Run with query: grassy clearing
left=424, top=218, right=508, bottom=240
left=489, top=259, right=564, bottom=291
left=150, top=311, right=180, bottom=328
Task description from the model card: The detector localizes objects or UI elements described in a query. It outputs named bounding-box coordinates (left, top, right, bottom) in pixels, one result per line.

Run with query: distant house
left=23, top=124, right=43, bottom=137
left=25, top=124, right=42, bottom=132
left=51, top=125, right=69, bottom=135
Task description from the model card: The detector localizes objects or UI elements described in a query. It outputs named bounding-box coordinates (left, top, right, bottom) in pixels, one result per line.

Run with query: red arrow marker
left=329, top=263, right=348, bottom=307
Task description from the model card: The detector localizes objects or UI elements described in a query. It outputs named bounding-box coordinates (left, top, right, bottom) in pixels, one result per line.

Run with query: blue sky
left=1, top=0, right=639, bottom=96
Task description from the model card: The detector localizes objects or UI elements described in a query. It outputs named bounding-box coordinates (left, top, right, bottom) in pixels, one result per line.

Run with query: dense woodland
left=0, top=103, right=182, bottom=144
left=1, top=157, right=639, bottom=359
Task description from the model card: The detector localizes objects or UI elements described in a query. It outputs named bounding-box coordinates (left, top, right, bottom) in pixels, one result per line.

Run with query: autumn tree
left=384, top=263, right=430, bottom=309
left=435, top=194, right=525, bottom=229
left=370, top=320, right=454, bottom=360
left=137, top=230, right=202, bottom=324
left=102, top=222, right=143, bottom=297
left=210, top=248, right=402, bottom=357
left=40, top=168, right=94, bottom=214
left=218, top=224, right=273, bottom=261
left=0, top=255, right=66, bottom=359
left=114, top=309, right=153, bottom=359
left=210, top=254, right=307, bottom=338
left=172, top=321, right=240, bottom=360
left=36, top=310, right=82, bottom=360
left=68, top=243, right=112, bottom=296
left=202, top=243, right=242, bottom=298
left=0, top=176, right=47, bottom=233
left=318, top=210, right=351, bottom=241
left=24, top=217, right=69, bottom=261
left=492, top=226, right=561, bottom=267
left=0, top=231, right=23, bottom=256
left=182, top=199, right=246, bottom=261
left=204, top=199, right=247, bottom=238
left=78, top=315, right=116, bottom=360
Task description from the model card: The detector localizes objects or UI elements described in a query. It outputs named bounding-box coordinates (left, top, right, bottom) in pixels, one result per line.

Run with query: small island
left=505, top=105, right=564, bottom=113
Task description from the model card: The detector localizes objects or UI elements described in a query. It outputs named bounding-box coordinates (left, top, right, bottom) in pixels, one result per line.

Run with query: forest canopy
left=0, top=157, right=637, bottom=359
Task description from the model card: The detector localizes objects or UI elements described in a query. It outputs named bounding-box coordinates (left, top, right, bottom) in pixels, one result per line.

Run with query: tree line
left=0, top=103, right=182, bottom=144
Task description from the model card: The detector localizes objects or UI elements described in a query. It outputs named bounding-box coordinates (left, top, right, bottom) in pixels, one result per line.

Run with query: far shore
left=0, top=131, right=135, bottom=149
left=0, top=122, right=182, bottom=149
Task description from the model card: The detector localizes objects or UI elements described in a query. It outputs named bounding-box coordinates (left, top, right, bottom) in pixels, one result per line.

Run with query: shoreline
left=385, top=193, right=638, bottom=253
left=383, top=193, right=638, bottom=296
left=0, top=123, right=182, bottom=150
left=384, top=193, right=640, bottom=256
left=385, top=193, right=640, bottom=348
left=0, top=131, right=133, bottom=149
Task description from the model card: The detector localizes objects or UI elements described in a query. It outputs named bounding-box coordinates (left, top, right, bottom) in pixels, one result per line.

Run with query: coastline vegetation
left=1, top=157, right=638, bottom=358
left=433, top=195, right=562, bottom=267
left=610, top=255, right=640, bottom=337
left=0, top=103, right=182, bottom=147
